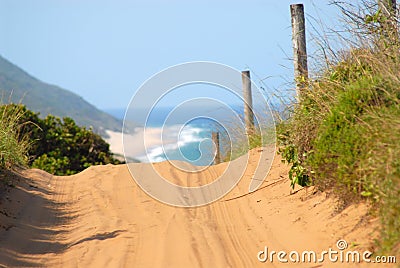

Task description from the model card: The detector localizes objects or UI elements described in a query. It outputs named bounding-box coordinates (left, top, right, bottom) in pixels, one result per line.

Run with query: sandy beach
left=0, top=148, right=390, bottom=267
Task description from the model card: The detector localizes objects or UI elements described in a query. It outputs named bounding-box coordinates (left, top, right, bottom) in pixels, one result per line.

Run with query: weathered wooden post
left=242, top=70, right=254, bottom=135
left=290, top=3, right=308, bottom=95
left=212, top=132, right=221, bottom=165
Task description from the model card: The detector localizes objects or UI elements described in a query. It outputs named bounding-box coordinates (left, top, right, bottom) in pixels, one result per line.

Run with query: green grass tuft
left=0, top=104, right=29, bottom=169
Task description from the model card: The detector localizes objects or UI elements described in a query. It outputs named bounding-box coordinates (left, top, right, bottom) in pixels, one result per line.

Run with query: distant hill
left=0, top=55, right=123, bottom=135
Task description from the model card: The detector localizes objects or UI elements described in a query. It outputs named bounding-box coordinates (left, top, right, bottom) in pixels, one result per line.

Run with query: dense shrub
left=0, top=104, right=120, bottom=175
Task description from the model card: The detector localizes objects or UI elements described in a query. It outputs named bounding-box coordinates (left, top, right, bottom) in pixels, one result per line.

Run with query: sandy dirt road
left=0, top=149, right=391, bottom=267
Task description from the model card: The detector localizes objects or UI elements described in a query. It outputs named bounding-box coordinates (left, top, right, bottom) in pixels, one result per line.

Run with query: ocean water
left=105, top=103, right=276, bottom=165
left=106, top=107, right=228, bottom=165
left=141, top=119, right=215, bottom=166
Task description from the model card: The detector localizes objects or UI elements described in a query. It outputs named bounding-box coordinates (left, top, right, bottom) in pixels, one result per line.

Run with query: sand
left=0, top=148, right=394, bottom=267
left=105, top=127, right=181, bottom=161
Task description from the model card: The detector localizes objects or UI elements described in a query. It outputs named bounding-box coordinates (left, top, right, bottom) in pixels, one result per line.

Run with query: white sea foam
left=105, top=124, right=207, bottom=163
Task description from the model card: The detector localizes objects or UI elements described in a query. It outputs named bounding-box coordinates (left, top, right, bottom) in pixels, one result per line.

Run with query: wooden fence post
left=290, top=3, right=308, bottom=95
left=212, top=132, right=221, bottom=165
left=242, top=70, right=254, bottom=135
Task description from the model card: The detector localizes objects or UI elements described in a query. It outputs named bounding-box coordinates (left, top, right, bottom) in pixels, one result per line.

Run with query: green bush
left=0, top=104, right=120, bottom=175
left=277, top=47, right=400, bottom=254
left=310, top=77, right=380, bottom=192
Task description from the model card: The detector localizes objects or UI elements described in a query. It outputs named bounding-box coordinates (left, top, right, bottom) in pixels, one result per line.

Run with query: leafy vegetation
left=277, top=1, right=399, bottom=255
left=0, top=104, right=120, bottom=175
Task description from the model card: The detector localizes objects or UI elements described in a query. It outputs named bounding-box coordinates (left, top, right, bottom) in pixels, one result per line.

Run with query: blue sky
left=0, top=0, right=342, bottom=110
